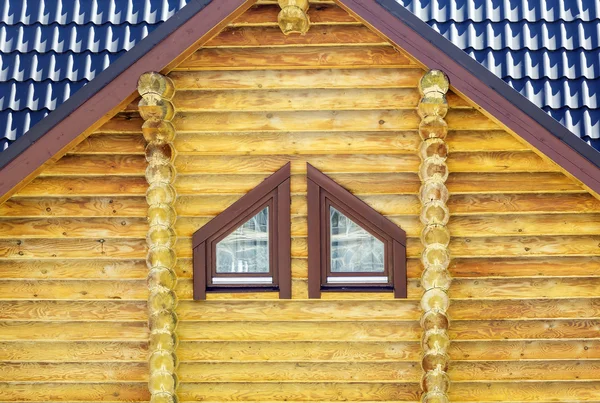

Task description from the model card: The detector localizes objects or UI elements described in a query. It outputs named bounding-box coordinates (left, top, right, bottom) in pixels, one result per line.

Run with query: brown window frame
left=307, top=164, right=407, bottom=298
left=193, top=163, right=291, bottom=300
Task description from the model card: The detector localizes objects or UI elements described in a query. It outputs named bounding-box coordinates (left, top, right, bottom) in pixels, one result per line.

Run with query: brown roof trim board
left=0, top=0, right=256, bottom=204
left=336, top=0, right=600, bottom=196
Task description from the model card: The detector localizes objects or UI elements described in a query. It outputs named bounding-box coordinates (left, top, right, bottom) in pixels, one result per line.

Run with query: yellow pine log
left=231, top=4, right=357, bottom=25
left=0, top=259, right=147, bottom=280
left=172, top=110, right=495, bottom=132
left=41, top=154, right=146, bottom=176
left=70, top=133, right=146, bottom=154
left=178, top=46, right=417, bottom=70
left=205, top=25, right=387, bottom=47
left=449, top=360, right=600, bottom=381
left=450, top=319, right=600, bottom=340
left=176, top=321, right=421, bottom=341
left=449, top=256, right=600, bottom=277
left=176, top=382, right=420, bottom=401
left=0, top=321, right=148, bottom=341
left=0, top=300, right=147, bottom=320
left=450, top=340, right=600, bottom=361
left=177, top=340, right=420, bottom=362
left=0, top=341, right=148, bottom=361
left=0, top=238, right=147, bottom=259
left=16, top=176, right=147, bottom=197
left=0, top=362, right=148, bottom=382
left=0, top=280, right=147, bottom=300
left=172, top=88, right=469, bottom=111
left=449, top=381, right=600, bottom=401
left=0, top=382, right=149, bottom=401
left=0, top=196, right=147, bottom=217
left=178, top=361, right=420, bottom=382
left=168, top=69, right=424, bottom=90
left=0, top=217, right=148, bottom=238
left=172, top=130, right=524, bottom=155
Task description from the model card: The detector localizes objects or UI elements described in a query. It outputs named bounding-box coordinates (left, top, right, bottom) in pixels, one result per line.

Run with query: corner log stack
left=417, top=70, right=452, bottom=403
left=137, top=72, right=180, bottom=403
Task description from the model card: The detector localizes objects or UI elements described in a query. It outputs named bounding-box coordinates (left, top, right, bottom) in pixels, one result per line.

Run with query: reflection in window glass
left=330, top=206, right=384, bottom=273
left=216, top=207, right=269, bottom=273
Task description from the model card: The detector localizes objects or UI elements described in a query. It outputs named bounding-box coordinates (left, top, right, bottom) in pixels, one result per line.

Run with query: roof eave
left=336, top=0, right=600, bottom=196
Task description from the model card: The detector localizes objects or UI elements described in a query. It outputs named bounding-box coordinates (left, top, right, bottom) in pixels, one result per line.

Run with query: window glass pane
left=330, top=206, right=384, bottom=273
left=216, top=207, right=269, bottom=273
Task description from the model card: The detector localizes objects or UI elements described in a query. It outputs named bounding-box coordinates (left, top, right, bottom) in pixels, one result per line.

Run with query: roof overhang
left=1, top=0, right=599, bottom=203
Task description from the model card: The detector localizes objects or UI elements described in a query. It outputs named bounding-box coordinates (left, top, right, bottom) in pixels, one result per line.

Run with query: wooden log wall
left=0, top=2, right=599, bottom=403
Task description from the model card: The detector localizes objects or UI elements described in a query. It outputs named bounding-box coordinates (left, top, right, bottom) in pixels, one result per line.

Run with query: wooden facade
left=0, top=1, right=599, bottom=402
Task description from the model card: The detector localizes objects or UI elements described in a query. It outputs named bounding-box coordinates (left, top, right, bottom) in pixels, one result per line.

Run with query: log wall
left=0, top=2, right=599, bottom=402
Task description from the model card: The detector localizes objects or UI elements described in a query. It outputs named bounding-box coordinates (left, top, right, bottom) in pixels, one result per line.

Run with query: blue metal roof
left=398, top=0, right=600, bottom=150
left=0, top=0, right=598, bottom=152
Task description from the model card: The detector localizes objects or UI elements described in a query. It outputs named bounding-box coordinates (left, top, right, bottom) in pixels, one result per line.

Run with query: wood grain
left=172, top=109, right=495, bottom=132
left=168, top=68, right=425, bottom=90
left=0, top=217, right=148, bottom=238
left=178, top=46, right=417, bottom=70
left=206, top=25, right=387, bottom=47
left=0, top=362, right=148, bottom=382
left=0, top=341, right=148, bottom=362
left=0, top=197, right=147, bottom=217
left=449, top=257, right=600, bottom=277
left=231, top=4, right=357, bottom=25
left=0, top=300, right=147, bottom=320
left=0, top=321, right=148, bottom=341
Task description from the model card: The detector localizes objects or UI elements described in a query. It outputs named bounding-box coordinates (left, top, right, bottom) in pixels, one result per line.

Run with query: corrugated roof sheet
left=0, top=0, right=598, bottom=152
left=398, top=0, right=600, bottom=149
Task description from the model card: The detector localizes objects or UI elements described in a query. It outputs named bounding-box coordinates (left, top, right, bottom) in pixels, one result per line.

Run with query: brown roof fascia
left=335, top=0, right=600, bottom=197
left=0, top=0, right=257, bottom=205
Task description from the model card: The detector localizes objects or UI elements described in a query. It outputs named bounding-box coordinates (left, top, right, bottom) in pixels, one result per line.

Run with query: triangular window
left=307, top=164, right=407, bottom=298
left=193, top=164, right=291, bottom=300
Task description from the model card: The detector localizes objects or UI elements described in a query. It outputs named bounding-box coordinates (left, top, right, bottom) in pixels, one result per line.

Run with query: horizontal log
left=0, top=217, right=148, bottom=239
left=97, top=113, right=143, bottom=133
left=176, top=300, right=420, bottom=321
left=168, top=68, right=424, bottom=90
left=450, top=360, right=600, bottom=382
left=175, top=154, right=420, bottom=175
left=449, top=235, right=600, bottom=257
left=0, top=321, right=148, bottom=341
left=450, top=340, right=600, bottom=361
left=70, top=133, right=146, bottom=154
left=179, top=361, right=420, bottom=382
left=285, top=257, right=422, bottom=279
left=450, top=257, right=600, bottom=277
left=0, top=279, right=147, bottom=300
left=448, top=192, right=600, bottom=214
left=41, top=154, right=146, bottom=176
left=173, top=130, right=525, bottom=156
left=0, top=196, right=147, bottom=217
left=0, top=300, right=147, bottom=320
left=0, top=259, right=147, bottom=280
left=172, top=109, right=495, bottom=132
left=175, top=173, right=421, bottom=194
left=16, top=176, right=147, bottom=197
left=206, top=25, right=387, bottom=47
left=0, top=340, right=148, bottom=362
left=177, top=46, right=417, bottom=70
left=177, top=321, right=421, bottom=341
left=446, top=172, right=583, bottom=193
left=177, top=382, right=419, bottom=401
left=448, top=151, right=558, bottom=172
left=449, top=213, right=600, bottom=236
left=232, top=4, right=357, bottom=25
left=177, top=340, right=600, bottom=362
left=450, top=319, right=600, bottom=340
left=449, top=278, right=600, bottom=299
left=0, top=238, right=146, bottom=259
left=0, top=382, right=149, bottom=401
left=175, top=131, right=420, bottom=155
left=450, top=298, right=600, bottom=320
left=449, top=381, right=600, bottom=401
left=178, top=340, right=420, bottom=362
left=173, top=88, right=468, bottom=112
left=0, top=362, right=147, bottom=382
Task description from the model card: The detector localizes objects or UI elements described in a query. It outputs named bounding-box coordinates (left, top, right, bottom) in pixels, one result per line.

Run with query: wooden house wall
left=0, top=1, right=599, bottom=402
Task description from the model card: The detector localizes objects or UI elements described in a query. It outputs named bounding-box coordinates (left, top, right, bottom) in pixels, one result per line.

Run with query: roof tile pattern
left=0, top=0, right=598, bottom=151
left=398, top=0, right=600, bottom=149
left=0, top=0, right=189, bottom=151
